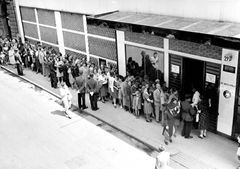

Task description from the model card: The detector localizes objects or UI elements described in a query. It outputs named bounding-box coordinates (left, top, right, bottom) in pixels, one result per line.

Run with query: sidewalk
left=1, top=65, right=239, bottom=169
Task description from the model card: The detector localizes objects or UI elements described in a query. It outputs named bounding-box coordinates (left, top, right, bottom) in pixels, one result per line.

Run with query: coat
left=181, top=100, right=196, bottom=122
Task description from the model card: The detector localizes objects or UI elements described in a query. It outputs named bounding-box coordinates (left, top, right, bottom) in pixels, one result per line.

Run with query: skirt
left=100, top=84, right=108, bottom=97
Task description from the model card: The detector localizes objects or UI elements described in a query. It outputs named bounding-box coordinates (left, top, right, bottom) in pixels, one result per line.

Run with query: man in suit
left=86, top=73, right=99, bottom=111
left=181, top=93, right=196, bottom=139
left=75, top=70, right=88, bottom=111
left=153, top=83, right=162, bottom=122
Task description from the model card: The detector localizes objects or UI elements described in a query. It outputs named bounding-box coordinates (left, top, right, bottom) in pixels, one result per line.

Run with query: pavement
left=1, top=65, right=239, bottom=169
left=0, top=69, right=156, bottom=169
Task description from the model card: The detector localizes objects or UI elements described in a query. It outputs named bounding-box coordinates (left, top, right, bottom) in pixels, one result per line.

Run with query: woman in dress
left=55, top=57, right=64, bottom=84
left=8, top=46, right=15, bottom=65
left=143, top=83, right=153, bottom=122
left=108, top=71, right=118, bottom=108
left=98, top=71, right=108, bottom=103
left=59, top=82, right=72, bottom=119
left=198, top=95, right=209, bottom=138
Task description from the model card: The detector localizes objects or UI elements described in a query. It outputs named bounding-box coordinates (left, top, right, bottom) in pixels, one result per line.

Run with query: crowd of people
left=0, top=37, right=212, bottom=145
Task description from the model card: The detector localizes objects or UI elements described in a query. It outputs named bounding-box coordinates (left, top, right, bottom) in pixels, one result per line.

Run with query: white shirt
left=192, top=91, right=200, bottom=106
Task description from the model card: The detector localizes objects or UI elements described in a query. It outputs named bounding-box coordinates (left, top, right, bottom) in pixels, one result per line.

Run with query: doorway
left=182, top=58, right=205, bottom=95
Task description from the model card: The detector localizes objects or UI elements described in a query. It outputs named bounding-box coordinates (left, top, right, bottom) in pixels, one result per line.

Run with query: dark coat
left=75, top=75, right=86, bottom=93
left=86, top=78, right=98, bottom=93
left=181, top=100, right=196, bottom=122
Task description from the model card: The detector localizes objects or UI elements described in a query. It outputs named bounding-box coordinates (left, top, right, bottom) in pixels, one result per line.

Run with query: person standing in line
left=122, top=78, right=131, bottom=111
left=55, top=56, right=64, bottom=84
left=181, top=94, right=196, bottom=139
left=108, top=71, right=118, bottom=108
left=59, top=82, right=72, bottom=119
left=98, top=71, right=108, bottom=103
left=160, top=88, right=169, bottom=125
left=154, top=83, right=162, bottom=123
left=86, top=73, right=99, bottom=111
left=143, top=83, right=153, bottom=122
left=38, top=46, right=45, bottom=75
left=197, top=95, right=209, bottom=138
left=14, top=49, right=23, bottom=76
left=35, top=46, right=41, bottom=74
left=76, top=70, right=88, bottom=111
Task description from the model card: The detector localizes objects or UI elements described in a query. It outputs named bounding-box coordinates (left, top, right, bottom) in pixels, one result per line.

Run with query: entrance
left=182, top=58, right=204, bottom=96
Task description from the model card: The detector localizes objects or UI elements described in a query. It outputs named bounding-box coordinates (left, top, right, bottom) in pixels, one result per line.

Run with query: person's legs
left=81, top=93, right=87, bottom=109
left=182, top=121, right=186, bottom=137
left=155, top=104, right=160, bottom=122
left=78, top=93, right=82, bottom=110
left=203, top=129, right=207, bottom=137
left=89, top=94, right=94, bottom=110
left=185, top=121, right=193, bottom=138
left=93, top=93, right=98, bottom=110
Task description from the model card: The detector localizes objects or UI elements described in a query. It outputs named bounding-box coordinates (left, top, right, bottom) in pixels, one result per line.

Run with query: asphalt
left=1, top=64, right=239, bottom=169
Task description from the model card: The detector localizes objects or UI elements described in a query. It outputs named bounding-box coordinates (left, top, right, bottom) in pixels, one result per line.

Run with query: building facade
left=10, top=0, right=240, bottom=138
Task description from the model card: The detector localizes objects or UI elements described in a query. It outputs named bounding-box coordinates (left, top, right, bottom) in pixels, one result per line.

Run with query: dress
left=68, top=67, right=75, bottom=85
left=198, top=100, right=209, bottom=130
left=109, top=76, right=118, bottom=99
left=122, top=81, right=131, bottom=108
left=143, top=89, right=153, bottom=115
left=56, top=61, right=63, bottom=78
left=8, top=49, right=15, bottom=64
left=98, top=74, right=108, bottom=97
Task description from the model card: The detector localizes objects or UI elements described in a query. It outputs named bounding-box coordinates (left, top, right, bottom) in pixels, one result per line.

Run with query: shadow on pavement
left=51, top=110, right=68, bottom=118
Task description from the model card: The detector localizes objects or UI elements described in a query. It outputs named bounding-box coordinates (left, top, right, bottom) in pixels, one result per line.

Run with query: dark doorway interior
left=182, top=58, right=204, bottom=95
left=99, top=58, right=106, bottom=67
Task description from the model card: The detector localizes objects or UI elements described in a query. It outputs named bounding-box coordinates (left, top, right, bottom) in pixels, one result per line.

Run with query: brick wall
left=65, top=49, right=86, bottom=60
left=87, top=25, right=116, bottom=38
left=88, top=36, right=117, bottom=61
left=169, top=39, right=222, bottom=60
left=6, top=0, right=18, bottom=38
left=125, top=31, right=164, bottom=48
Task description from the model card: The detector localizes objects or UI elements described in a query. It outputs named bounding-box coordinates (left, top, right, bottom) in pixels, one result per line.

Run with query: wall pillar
left=55, top=11, right=65, bottom=55
left=116, top=30, right=126, bottom=77
left=164, top=38, right=169, bottom=87
left=83, top=15, right=89, bottom=61
left=34, top=8, right=41, bottom=42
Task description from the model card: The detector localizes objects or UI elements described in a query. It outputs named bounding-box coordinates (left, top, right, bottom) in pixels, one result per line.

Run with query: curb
left=0, top=65, right=162, bottom=153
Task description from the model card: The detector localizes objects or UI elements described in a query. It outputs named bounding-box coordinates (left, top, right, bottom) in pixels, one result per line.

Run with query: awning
left=95, top=11, right=240, bottom=39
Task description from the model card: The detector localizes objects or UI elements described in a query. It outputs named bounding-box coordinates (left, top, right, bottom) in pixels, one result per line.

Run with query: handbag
left=237, top=147, right=240, bottom=156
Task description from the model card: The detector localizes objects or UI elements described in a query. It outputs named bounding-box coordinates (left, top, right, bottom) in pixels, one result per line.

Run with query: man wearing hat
left=86, top=73, right=99, bottom=111
left=76, top=70, right=88, bottom=111
left=181, top=93, right=196, bottom=138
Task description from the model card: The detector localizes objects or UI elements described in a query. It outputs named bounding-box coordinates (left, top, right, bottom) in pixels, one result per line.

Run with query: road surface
left=0, top=70, right=156, bottom=169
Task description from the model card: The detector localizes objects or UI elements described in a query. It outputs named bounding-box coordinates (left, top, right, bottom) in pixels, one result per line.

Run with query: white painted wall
left=18, top=0, right=118, bottom=15
left=119, top=0, right=240, bottom=23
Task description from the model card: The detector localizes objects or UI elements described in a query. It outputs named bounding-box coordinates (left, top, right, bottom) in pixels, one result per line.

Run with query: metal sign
left=217, top=49, right=239, bottom=136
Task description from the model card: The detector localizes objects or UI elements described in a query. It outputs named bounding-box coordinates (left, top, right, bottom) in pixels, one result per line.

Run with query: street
left=0, top=70, right=156, bottom=169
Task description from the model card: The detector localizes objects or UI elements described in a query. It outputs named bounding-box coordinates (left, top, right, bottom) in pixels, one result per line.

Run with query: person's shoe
left=198, top=135, right=203, bottom=139
left=185, top=136, right=193, bottom=139
left=169, top=139, right=172, bottom=143
left=82, top=106, right=88, bottom=110
left=95, top=107, right=99, bottom=110
left=164, top=140, right=168, bottom=145
left=203, top=134, right=207, bottom=137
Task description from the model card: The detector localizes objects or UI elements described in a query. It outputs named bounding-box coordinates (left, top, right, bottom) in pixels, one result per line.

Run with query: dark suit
left=76, top=75, right=87, bottom=110
left=181, top=100, right=196, bottom=138
left=86, top=77, right=98, bottom=110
